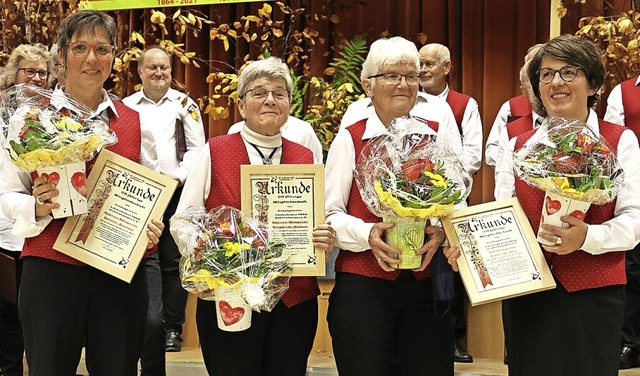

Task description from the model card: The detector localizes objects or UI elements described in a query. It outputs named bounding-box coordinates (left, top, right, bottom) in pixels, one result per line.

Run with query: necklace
left=244, top=139, right=280, bottom=165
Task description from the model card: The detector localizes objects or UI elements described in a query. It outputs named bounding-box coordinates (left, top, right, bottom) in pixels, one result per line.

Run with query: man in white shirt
left=418, top=42, right=482, bottom=363
left=123, top=46, right=206, bottom=374
left=485, top=44, right=544, bottom=169
left=604, top=75, right=640, bottom=370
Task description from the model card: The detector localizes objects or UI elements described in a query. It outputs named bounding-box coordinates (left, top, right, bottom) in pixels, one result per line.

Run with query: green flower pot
left=383, top=217, right=426, bottom=269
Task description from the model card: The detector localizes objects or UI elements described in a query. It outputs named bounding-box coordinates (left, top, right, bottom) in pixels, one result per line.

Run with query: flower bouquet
left=0, top=85, right=117, bottom=218
left=170, top=205, right=291, bottom=331
left=512, top=117, right=624, bottom=245
left=355, top=117, right=471, bottom=269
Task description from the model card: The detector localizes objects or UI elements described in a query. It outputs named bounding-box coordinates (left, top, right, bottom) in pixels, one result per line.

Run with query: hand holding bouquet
left=355, top=116, right=471, bottom=268
left=171, top=205, right=291, bottom=330
left=512, top=117, right=624, bottom=245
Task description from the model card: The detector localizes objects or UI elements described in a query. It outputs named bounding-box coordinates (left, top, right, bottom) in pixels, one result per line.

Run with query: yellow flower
left=223, top=241, right=249, bottom=257
left=424, top=171, right=447, bottom=188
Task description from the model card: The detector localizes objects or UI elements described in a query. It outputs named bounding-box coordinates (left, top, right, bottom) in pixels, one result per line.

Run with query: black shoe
left=453, top=340, right=474, bottom=363
left=620, top=346, right=640, bottom=369
left=165, top=329, right=183, bottom=352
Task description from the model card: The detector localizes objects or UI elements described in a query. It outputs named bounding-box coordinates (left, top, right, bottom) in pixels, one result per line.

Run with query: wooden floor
left=158, top=348, right=640, bottom=376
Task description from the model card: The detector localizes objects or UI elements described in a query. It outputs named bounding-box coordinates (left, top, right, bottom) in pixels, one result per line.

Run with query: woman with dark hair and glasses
left=0, top=43, right=52, bottom=90
left=0, top=10, right=164, bottom=375
left=495, top=34, right=640, bottom=376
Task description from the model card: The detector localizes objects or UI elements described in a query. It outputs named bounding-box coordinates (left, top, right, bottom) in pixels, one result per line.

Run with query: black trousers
left=197, top=297, right=318, bottom=376
left=140, top=251, right=166, bottom=375
left=622, top=244, right=640, bottom=350
left=505, top=281, right=623, bottom=376
left=19, top=257, right=148, bottom=376
left=328, top=271, right=454, bottom=376
left=159, top=187, right=188, bottom=333
left=0, top=248, right=23, bottom=376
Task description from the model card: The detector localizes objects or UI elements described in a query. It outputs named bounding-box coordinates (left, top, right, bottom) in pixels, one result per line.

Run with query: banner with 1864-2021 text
left=80, top=0, right=263, bottom=11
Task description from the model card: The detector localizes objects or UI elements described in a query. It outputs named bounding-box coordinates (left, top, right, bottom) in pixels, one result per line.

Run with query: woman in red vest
left=495, top=35, right=640, bottom=376
left=170, top=57, right=336, bottom=376
left=324, top=36, right=462, bottom=376
left=0, top=10, right=164, bottom=375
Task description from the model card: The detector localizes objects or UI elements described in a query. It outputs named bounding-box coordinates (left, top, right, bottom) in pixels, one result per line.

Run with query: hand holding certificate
left=441, top=198, right=556, bottom=306
left=54, top=150, right=178, bottom=282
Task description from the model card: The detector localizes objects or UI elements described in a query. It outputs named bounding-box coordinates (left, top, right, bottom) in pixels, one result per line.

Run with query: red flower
left=400, top=159, right=434, bottom=180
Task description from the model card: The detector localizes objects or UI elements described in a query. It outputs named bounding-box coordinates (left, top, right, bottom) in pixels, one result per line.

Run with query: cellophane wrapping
left=171, top=205, right=292, bottom=312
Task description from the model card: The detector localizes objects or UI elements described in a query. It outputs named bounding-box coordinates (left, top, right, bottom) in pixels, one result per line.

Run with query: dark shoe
left=453, top=340, right=474, bottom=363
left=165, top=329, right=183, bottom=352
left=620, top=346, right=640, bottom=369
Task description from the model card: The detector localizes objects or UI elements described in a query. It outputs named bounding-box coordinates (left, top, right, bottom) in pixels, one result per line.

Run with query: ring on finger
left=556, top=236, right=562, bottom=245
left=36, top=196, right=44, bottom=205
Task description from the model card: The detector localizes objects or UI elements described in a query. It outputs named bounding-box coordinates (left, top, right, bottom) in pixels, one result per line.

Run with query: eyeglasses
left=243, top=88, right=289, bottom=102
left=367, top=72, right=420, bottom=85
left=538, top=65, right=582, bottom=84
left=69, top=42, right=115, bottom=58
left=18, top=68, right=49, bottom=79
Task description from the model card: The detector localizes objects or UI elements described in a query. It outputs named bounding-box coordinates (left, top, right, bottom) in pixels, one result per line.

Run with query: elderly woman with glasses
left=0, top=42, right=53, bottom=376
left=324, top=36, right=463, bottom=376
left=495, top=34, right=640, bottom=376
left=0, top=10, right=164, bottom=375
left=0, top=43, right=52, bottom=90
left=170, top=56, right=336, bottom=376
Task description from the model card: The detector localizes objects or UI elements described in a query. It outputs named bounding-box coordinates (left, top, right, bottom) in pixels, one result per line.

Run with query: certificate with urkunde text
left=441, top=198, right=556, bottom=306
left=241, top=164, right=325, bottom=277
left=54, top=150, right=178, bottom=283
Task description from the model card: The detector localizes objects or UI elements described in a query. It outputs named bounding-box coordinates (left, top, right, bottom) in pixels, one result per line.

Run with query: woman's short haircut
left=361, top=36, right=420, bottom=82
left=528, top=34, right=605, bottom=113
left=0, top=43, right=53, bottom=89
left=56, top=10, right=117, bottom=64
left=237, top=57, right=293, bottom=102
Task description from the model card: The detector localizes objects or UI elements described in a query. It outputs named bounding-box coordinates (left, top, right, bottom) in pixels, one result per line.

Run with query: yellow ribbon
left=373, top=180, right=454, bottom=219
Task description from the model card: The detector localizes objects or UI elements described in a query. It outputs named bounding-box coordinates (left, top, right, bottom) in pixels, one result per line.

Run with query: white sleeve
left=460, top=98, right=483, bottom=175
left=177, top=97, right=207, bottom=184
left=324, top=131, right=374, bottom=252
left=603, top=84, right=625, bottom=126
left=485, top=101, right=511, bottom=168
left=582, top=129, right=640, bottom=254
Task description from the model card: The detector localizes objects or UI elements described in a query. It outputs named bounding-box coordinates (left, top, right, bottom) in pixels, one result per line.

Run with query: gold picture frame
left=54, top=150, right=178, bottom=283
left=241, top=164, right=326, bottom=277
left=441, top=197, right=556, bottom=306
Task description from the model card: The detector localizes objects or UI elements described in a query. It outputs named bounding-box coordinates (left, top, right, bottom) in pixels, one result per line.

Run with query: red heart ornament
left=218, top=300, right=245, bottom=326
left=545, top=196, right=561, bottom=215
left=47, top=171, right=61, bottom=186
left=70, top=171, right=87, bottom=197
left=569, top=210, right=586, bottom=220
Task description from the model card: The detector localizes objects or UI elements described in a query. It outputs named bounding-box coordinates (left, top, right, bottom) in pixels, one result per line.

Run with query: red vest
left=621, top=78, right=640, bottom=140
left=506, top=113, right=534, bottom=140
left=509, top=95, right=533, bottom=118
left=445, top=89, right=471, bottom=134
left=514, top=118, right=626, bottom=292
left=205, top=133, right=320, bottom=307
left=335, top=119, right=432, bottom=281
left=22, top=101, right=141, bottom=265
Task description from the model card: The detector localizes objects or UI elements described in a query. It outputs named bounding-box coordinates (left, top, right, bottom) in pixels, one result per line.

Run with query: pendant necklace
left=244, top=138, right=280, bottom=165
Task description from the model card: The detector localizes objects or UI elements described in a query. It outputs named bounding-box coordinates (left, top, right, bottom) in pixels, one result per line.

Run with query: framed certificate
left=441, top=197, right=556, bottom=306
left=54, top=150, right=178, bottom=283
left=241, top=164, right=325, bottom=277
